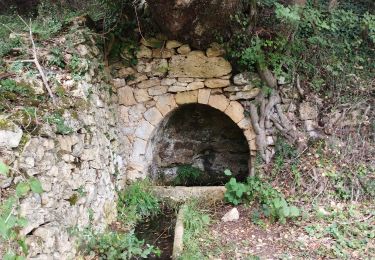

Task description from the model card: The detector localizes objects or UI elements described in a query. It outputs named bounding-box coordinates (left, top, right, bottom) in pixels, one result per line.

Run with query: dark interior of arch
left=151, top=103, right=250, bottom=186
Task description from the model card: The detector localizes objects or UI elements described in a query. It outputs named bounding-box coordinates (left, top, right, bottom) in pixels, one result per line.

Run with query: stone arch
left=118, top=40, right=260, bottom=182
left=125, top=91, right=257, bottom=182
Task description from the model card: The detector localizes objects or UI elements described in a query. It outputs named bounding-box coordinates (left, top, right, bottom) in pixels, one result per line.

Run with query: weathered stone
left=233, top=72, right=250, bottom=85
left=112, top=78, right=126, bottom=88
left=238, top=118, right=251, bottom=130
left=177, top=44, right=191, bottom=54
left=169, top=55, right=232, bottom=78
left=155, top=94, right=177, bottom=116
left=132, top=138, right=148, bottom=158
left=175, top=90, right=198, bottom=105
left=229, top=88, right=261, bottom=100
left=166, top=40, right=183, bottom=49
left=222, top=208, right=239, bottom=222
left=152, top=48, right=175, bottom=58
left=0, top=121, right=23, bottom=148
left=149, top=59, right=169, bottom=77
left=204, top=79, right=230, bottom=89
left=141, top=38, right=164, bottom=48
left=299, top=102, right=318, bottom=120
left=178, top=77, right=194, bottom=83
left=198, top=89, right=211, bottom=104
left=224, top=84, right=256, bottom=92
left=137, top=79, right=161, bottom=89
left=128, top=74, right=148, bottom=85
left=208, top=95, right=229, bottom=111
left=188, top=50, right=206, bottom=57
left=224, top=101, right=245, bottom=123
left=206, top=43, right=225, bottom=57
left=148, top=85, right=168, bottom=96
left=118, top=86, right=137, bottom=106
left=144, top=107, right=163, bottom=126
left=118, top=67, right=136, bottom=78
left=134, top=88, right=151, bottom=102
left=136, top=45, right=153, bottom=58
left=76, top=44, right=89, bottom=56
left=244, top=128, right=256, bottom=141
left=186, top=81, right=204, bottom=90
left=168, top=85, right=187, bottom=93
left=161, top=78, right=177, bottom=86
left=135, top=120, right=155, bottom=140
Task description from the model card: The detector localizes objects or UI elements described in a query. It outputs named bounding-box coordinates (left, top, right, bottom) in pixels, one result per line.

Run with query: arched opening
left=149, top=103, right=250, bottom=186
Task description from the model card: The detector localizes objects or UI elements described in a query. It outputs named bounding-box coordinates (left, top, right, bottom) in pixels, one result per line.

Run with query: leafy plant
left=117, top=179, right=160, bottom=226
left=44, top=112, right=73, bottom=135
left=0, top=162, right=43, bottom=259
left=179, top=200, right=210, bottom=260
left=75, top=228, right=160, bottom=259
left=173, top=164, right=203, bottom=186
left=224, top=172, right=300, bottom=223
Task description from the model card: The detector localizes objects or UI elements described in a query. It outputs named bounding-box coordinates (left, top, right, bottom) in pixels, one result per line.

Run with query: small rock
left=166, top=40, right=183, bottom=49
left=136, top=45, right=153, bottom=59
left=177, top=44, right=191, bottom=55
left=229, top=88, right=261, bottom=100
left=118, top=67, right=136, bottom=78
left=0, top=120, right=23, bottom=148
left=299, top=102, right=318, bottom=120
left=112, top=78, right=126, bottom=88
left=152, top=48, right=175, bottom=59
left=222, top=208, right=239, bottom=222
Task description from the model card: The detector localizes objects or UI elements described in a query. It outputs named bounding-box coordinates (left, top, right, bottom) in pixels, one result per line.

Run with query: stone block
left=208, top=94, right=229, bottom=111
left=118, top=67, right=136, bottom=78
left=128, top=74, right=148, bottom=85
left=175, top=90, right=198, bottom=105
left=168, top=85, right=187, bottom=93
left=229, top=88, right=261, bottom=100
left=238, top=118, right=251, bottom=130
left=118, top=86, right=137, bottom=106
left=178, top=77, right=194, bottom=83
left=224, top=101, right=245, bottom=123
left=198, top=89, right=211, bottom=104
left=136, top=45, right=152, bottom=59
left=152, top=48, right=175, bottom=58
left=204, top=79, right=230, bottom=89
left=155, top=94, right=177, bottom=116
left=131, top=138, right=147, bottom=159
left=148, top=85, right=168, bottom=96
left=244, top=128, right=256, bottom=142
left=144, top=107, right=163, bottom=126
left=161, top=78, right=177, bottom=85
left=112, top=78, right=125, bottom=88
left=169, top=55, right=232, bottom=78
left=177, top=44, right=191, bottom=54
left=138, top=79, right=161, bottom=89
left=135, top=120, right=155, bottom=140
left=186, top=81, right=204, bottom=90
left=149, top=59, right=169, bottom=77
left=134, top=88, right=151, bottom=102
left=224, top=84, right=256, bottom=92
left=166, top=40, right=183, bottom=49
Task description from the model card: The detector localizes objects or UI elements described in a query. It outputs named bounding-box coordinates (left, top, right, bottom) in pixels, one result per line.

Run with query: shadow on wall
left=150, top=103, right=250, bottom=186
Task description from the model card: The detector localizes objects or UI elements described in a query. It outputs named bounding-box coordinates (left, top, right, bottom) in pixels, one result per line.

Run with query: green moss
left=0, top=118, right=12, bottom=130
left=68, top=193, right=79, bottom=206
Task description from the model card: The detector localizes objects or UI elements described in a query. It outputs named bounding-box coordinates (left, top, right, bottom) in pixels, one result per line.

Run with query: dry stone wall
left=0, top=24, right=125, bottom=258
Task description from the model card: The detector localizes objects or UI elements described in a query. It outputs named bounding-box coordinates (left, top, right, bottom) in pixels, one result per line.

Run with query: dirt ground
left=199, top=202, right=374, bottom=260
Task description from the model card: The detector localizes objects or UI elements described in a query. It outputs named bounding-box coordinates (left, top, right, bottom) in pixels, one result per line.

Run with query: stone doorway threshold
left=151, top=186, right=226, bottom=204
